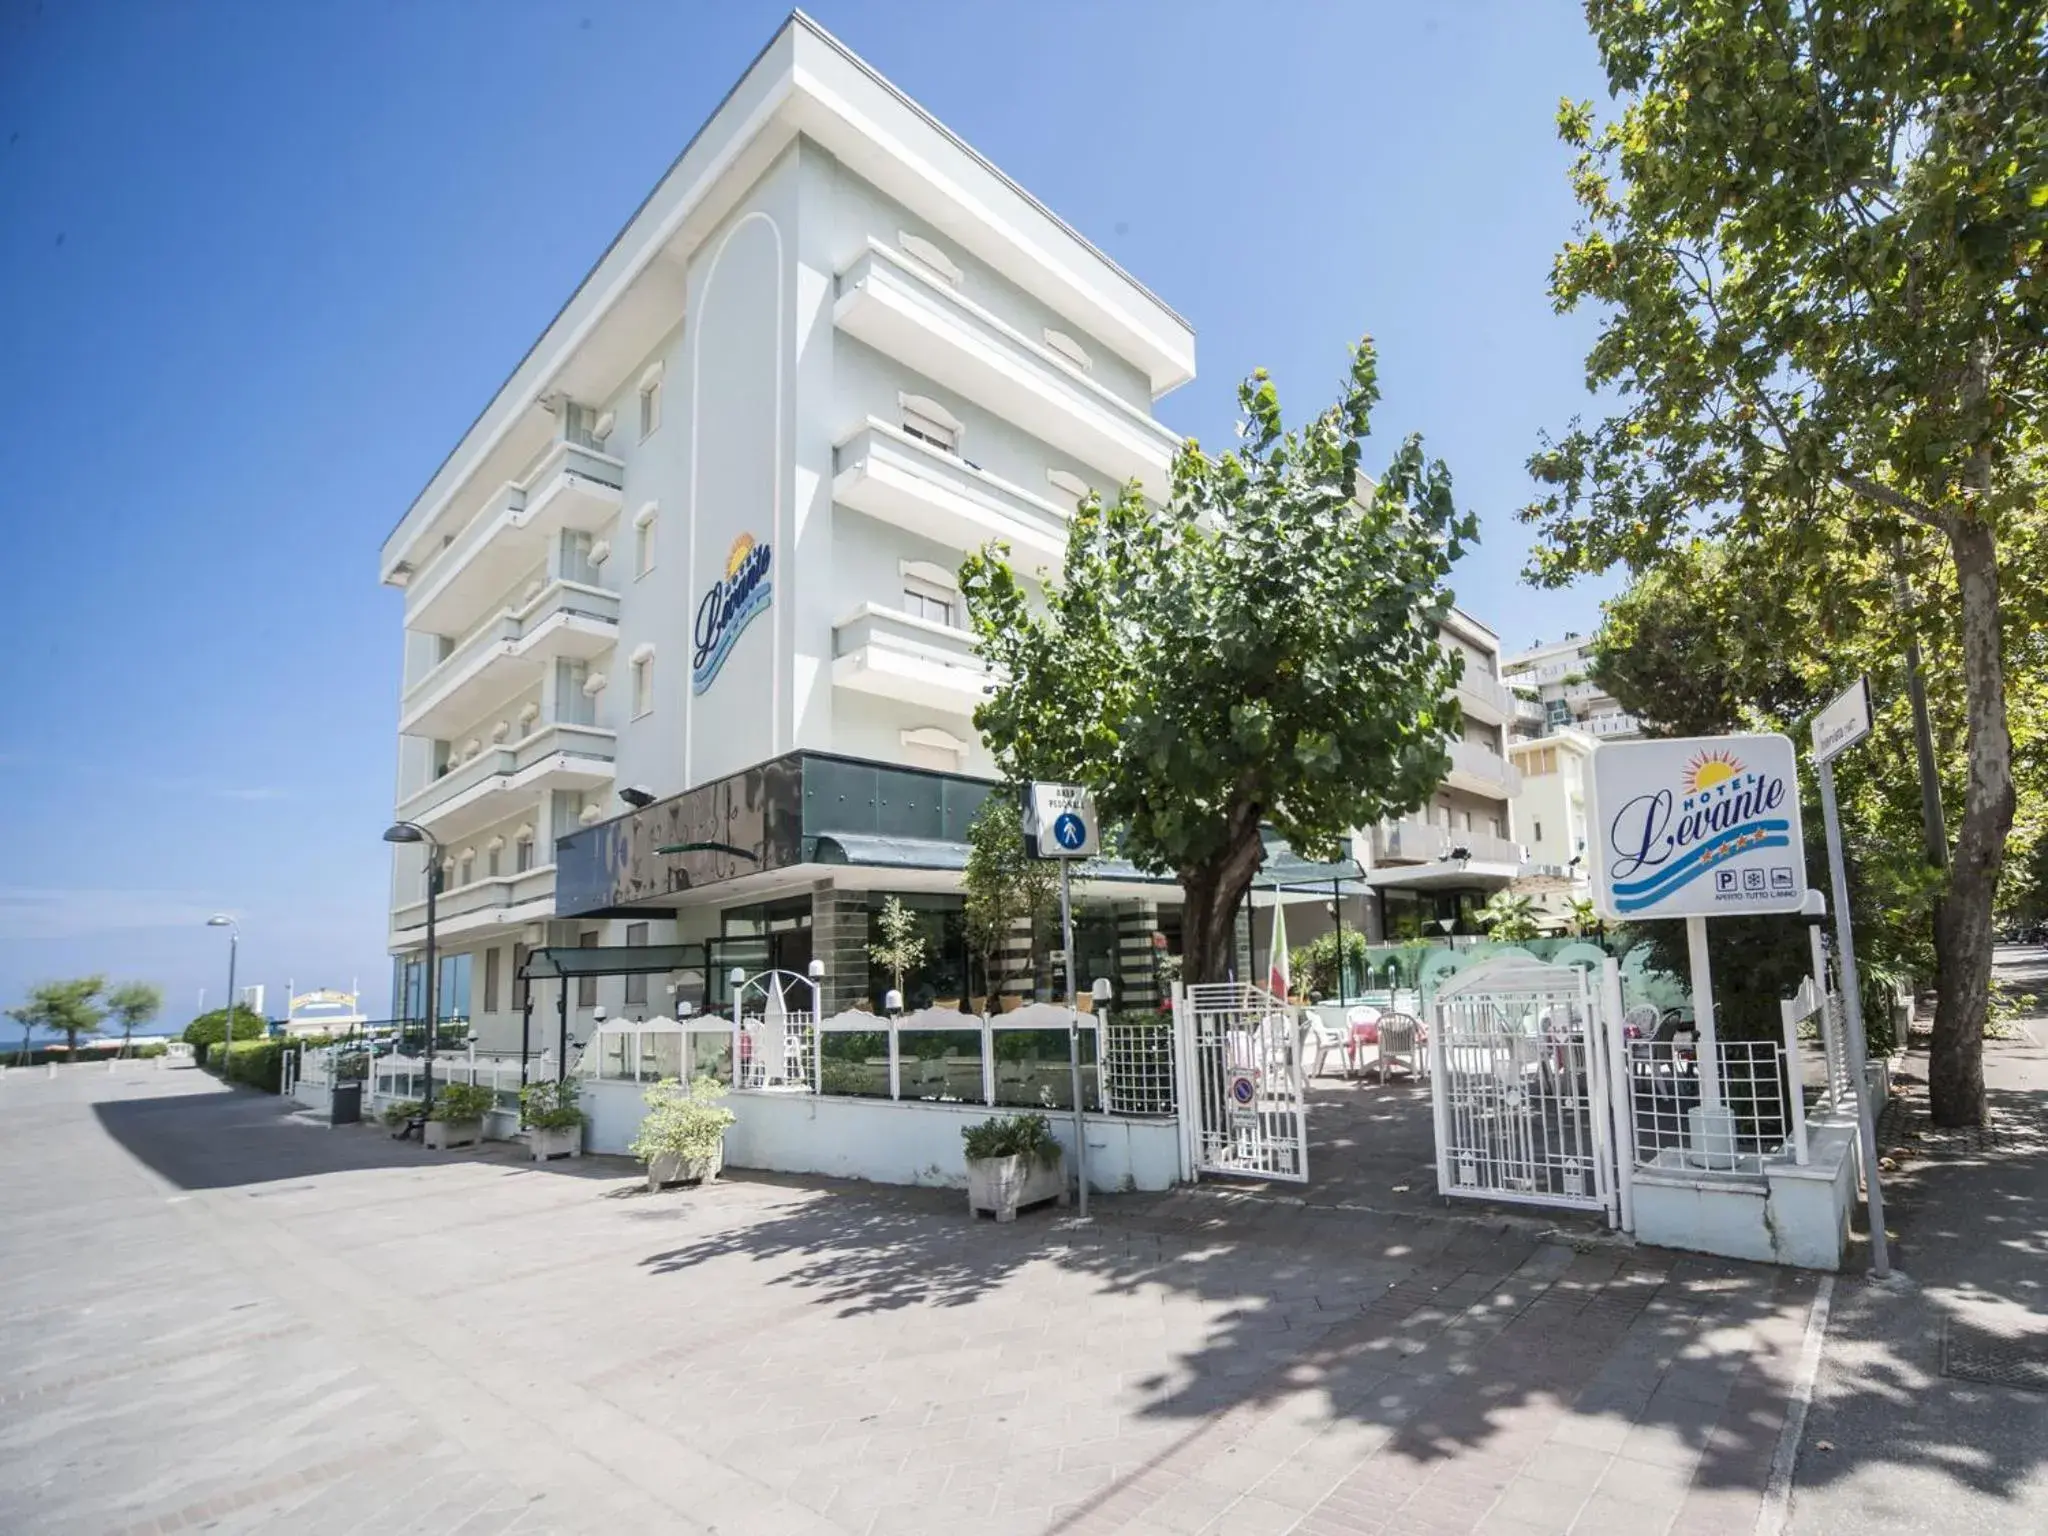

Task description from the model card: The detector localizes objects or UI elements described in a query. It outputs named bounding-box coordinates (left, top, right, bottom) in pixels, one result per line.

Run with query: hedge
left=208, top=1035, right=332, bottom=1093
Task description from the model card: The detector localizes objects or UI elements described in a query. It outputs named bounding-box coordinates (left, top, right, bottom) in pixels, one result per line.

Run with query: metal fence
left=1101, top=1014, right=1176, bottom=1116
left=1621, top=1036, right=1796, bottom=1173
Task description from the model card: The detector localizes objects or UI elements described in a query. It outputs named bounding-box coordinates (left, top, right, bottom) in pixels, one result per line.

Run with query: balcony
left=833, top=242, right=1181, bottom=495
left=832, top=604, right=990, bottom=716
left=834, top=419, right=1071, bottom=565
left=1512, top=694, right=1547, bottom=727
left=404, top=440, right=625, bottom=639
left=391, top=865, right=559, bottom=945
left=1581, top=711, right=1641, bottom=739
left=396, top=721, right=616, bottom=841
left=1455, top=670, right=1515, bottom=727
left=1372, top=816, right=1449, bottom=864
left=401, top=581, right=619, bottom=739
left=1446, top=740, right=1522, bottom=799
left=1367, top=819, right=1524, bottom=889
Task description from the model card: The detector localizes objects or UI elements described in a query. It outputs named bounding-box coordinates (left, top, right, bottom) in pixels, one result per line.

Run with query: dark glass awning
left=518, top=943, right=707, bottom=981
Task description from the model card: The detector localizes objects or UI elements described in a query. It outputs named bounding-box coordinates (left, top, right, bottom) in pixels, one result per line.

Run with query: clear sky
left=0, top=1, right=1616, bottom=1030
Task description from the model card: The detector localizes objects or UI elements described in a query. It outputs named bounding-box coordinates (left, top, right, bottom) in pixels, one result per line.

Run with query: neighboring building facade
left=1358, top=608, right=1525, bottom=939
left=1507, top=728, right=1596, bottom=925
left=1501, top=633, right=1640, bottom=742
left=380, top=15, right=1199, bottom=1045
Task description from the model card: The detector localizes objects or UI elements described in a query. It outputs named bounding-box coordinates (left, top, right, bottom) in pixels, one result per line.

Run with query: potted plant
left=630, top=1076, right=735, bottom=1192
left=519, top=1077, right=586, bottom=1162
left=962, top=1111, right=1067, bottom=1223
left=423, top=1081, right=495, bottom=1150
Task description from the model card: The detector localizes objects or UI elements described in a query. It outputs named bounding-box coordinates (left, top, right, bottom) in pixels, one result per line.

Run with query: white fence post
left=1781, top=984, right=1813, bottom=1166
left=1601, top=958, right=1636, bottom=1234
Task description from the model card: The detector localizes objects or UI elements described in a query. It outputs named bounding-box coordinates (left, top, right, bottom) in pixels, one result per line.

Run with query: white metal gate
left=1173, top=982, right=1308, bottom=1182
left=1429, top=957, right=1618, bottom=1223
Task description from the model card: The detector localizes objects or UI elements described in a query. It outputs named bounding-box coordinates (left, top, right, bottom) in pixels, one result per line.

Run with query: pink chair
left=1344, top=1006, right=1381, bottom=1078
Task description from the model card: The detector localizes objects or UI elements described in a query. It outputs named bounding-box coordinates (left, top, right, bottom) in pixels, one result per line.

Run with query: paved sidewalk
left=1788, top=944, right=2048, bottom=1534
left=1, top=1061, right=1819, bottom=1534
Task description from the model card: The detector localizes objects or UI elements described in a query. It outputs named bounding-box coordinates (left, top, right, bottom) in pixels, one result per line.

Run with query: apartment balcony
left=1367, top=820, right=1524, bottom=890
left=1445, top=740, right=1522, bottom=799
left=834, top=418, right=1071, bottom=564
left=391, top=865, right=560, bottom=946
left=400, top=581, right=620, bottom=739
left=1371, top=816, right=1449, bottom=865
left=403, top=440, right=625, bottom=639
left=832, top=603, right=990, bottom=716
left=1581, top=711, right=1641, bottom=739
left=1562, top=680, right=1603, bottom=702
left=1455, top=670, right=1515, bottom=727
left=396, top=721, right=615, bottom=842
left=833, top=242, right=1181, bottom=495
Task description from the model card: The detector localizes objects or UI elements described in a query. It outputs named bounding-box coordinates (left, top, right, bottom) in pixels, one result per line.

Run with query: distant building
left=1501, top=633, right=1641, bottom=742
left=1507, top=728, right=1596, bottom=925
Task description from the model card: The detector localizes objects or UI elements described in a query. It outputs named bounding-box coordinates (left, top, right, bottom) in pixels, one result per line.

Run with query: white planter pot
left=527, top=1124, right=584, bottom=1162
left=646, top=1139, right=724, bottom=1193
left=423, top=1118, right=482, bottom=1150
left=966, top=1151, right=1068, bottom=1223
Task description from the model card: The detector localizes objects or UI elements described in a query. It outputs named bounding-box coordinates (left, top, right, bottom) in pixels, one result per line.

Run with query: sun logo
left=1684, top=749, right=1744, bottom=795
left=723, top=534, right=756, bottom=582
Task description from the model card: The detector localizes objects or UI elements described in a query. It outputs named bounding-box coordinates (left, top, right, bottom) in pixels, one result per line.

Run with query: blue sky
left=0, top=2, right=1614, bottom=1029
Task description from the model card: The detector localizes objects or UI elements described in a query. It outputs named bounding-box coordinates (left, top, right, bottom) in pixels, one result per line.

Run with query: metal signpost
left=1590, top=734, right=1808, bottom=1164
left=1811, top=677, right=1891, bottom=1278
left=1024, top=781, right=1100, bottom=1219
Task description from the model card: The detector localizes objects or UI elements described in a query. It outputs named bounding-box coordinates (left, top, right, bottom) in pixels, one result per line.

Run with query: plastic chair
left=1343, top=1005, right=1381, bottom=1078
left=1376, top=1011, right=1425, bottom=1083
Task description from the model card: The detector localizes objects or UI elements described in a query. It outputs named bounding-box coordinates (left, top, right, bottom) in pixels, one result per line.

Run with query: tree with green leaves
left=182, top=1003, right=268, bottom=1058
left=1478, top=890, right=1542, bottom=944
left=964, top=338, right=1475, bottom=983
left=6, top=998, right=46, bottom=1066
left=105, top=981, right=163, bottom=1058
left=1524, top=3, right=2048, bottom=1124
left=866, top=896, right=928, bottom=1004
left=1566, top=897, right=1601, bottom=938
left=27, top=977, right=105, bottom=1057
left=961, top=793, right=1058, bottom=1008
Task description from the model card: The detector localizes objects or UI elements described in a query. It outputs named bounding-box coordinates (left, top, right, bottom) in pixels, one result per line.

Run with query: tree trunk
left=1178, top=820, right=1268, bottom=985
left=1928, top=515, right=2014, bottom=1126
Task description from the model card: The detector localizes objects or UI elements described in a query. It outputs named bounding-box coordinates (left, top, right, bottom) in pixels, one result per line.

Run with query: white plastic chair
left=1376, top=1012, right=1424, bottom=1083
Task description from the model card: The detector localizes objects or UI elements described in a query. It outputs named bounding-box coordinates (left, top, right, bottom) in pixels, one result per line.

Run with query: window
left=1533, top=818, right=1544, bottom=843
left=903, top=582, right=954, bottom=626
left=633, top=503, right=657, bottom=578
left=577, top=931, right=599, bottom=1007
left=638, top=363, right=663, bottom=440
left=513, top=943, right=531, bottom=1011
left=457, top=851, right=475, bottom=887
left=900, top=392, right=962, bottom=454
left=631, top=650, right=653, bottom=718
left=624, top=922, right=649, bottom=1007
left=483, top=947, right=501, bottom=1014
left=515, top=832, right=534, bottom=873
left=1461, top=811, right=1473, bottom=833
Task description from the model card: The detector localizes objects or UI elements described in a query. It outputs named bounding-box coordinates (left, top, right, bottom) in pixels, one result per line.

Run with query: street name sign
left=1811, top=676, right=1874, bottom=766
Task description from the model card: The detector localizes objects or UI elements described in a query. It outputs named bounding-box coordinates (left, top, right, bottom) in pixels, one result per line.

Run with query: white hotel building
left=379, top=14, right=1200, bottom=1040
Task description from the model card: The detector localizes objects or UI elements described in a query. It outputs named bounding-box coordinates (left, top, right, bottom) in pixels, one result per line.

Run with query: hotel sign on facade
left=1590, top=734, right=1807, bottom=920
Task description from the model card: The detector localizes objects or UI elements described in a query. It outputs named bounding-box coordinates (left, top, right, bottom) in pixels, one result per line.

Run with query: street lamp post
left=206, top=915, right=238, bottom=1075
left=383, top=821, right=443, bottom=1118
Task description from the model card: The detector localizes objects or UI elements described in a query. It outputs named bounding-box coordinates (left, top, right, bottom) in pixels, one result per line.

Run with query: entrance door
left=1173, top=983, right=1308, bottom=1182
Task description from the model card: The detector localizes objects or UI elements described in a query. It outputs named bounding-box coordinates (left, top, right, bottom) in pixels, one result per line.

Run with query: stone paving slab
left=0, top=1062, right=1812, bottom=1534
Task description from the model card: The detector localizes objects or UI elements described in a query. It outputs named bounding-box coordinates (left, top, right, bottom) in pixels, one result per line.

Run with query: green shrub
left=134, top=1042, right=168, bottom=1059
left=213, top=1037, right=292, bottom=1092
left=182, top=1005, right=268, bottom=1053
left=430, top=1082, right=497, bottom=1122
left=382, top=1098, right=423, bottom=1127
left=961, top=1111, right=1060, bottom=1167
left=629, top=1076, right=734, bottom=1165
left=519, top=1077, right=586, bottom=1131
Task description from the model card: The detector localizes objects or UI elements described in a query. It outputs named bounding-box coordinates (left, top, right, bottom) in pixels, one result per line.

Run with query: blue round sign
left=1052, top=812, right=1087, bottom=850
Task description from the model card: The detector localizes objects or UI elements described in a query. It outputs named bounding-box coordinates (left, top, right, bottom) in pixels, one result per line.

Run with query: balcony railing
left=397, top=721, right=616, bottom=836
left=1455, top=670, right=1515, bottom=725
left=405, top=439, right=625, bottom=639
left=834, top=241, right=1180, bottom=495
left=401, top=580, right=619, bottom=738
left=391, top=865, right=560, bottom=938
left=1447, top=740, right=1522, bottom=798
left=1372, top=817, right=1448, bottom=864
left=831, top=604, right=990, bottom=716
left=833, top=419, right=1072, bottom=564
left=1581, top=711, right=1641, bottom=738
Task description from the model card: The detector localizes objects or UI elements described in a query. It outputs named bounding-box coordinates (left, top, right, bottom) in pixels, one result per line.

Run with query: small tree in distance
left=866, top=897, right=928, bottom=1006
left=106, top=981, right=163, bottom=1058
left=961, top=794, right=1057, bottom=1010
left=6, top=998, right=47, bottom=1066
left=964, top=337, right=1475, bottom=983
left=32, top=977, right=106, bottom=1057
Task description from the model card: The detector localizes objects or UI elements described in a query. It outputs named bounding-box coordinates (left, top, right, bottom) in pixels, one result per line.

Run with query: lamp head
left=618, top=786, right=657, bottom=809
left=592, top=1006, right=607, bottom=1023
left=1090, top=978, right=1113, bottom=1003
left=806, top=958, right=826, bottom=981
left=884, top=989, right=904, bottom=1014
left=727, top=967, right=745, bottom=987
left=207, top=914, right=234, bottom=929
left=382, top=822, right=425, bottom=846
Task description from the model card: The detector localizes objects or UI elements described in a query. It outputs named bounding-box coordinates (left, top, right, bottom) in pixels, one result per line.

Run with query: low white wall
left=1631, top=1121, right=1856, bottom=1270
left=582, top=1078, right=654, bottom=1157
left=724, top=1092, right=1181, bottom=1193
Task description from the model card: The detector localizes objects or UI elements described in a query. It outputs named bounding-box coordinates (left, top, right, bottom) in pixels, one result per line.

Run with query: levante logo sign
left=692, top=533, right=771, bottom=694
left=1590, top=734, right=1806, bottom=920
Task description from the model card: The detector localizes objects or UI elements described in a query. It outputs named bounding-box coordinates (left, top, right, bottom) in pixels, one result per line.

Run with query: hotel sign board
left=1590, top=734, right=1807, bottom=921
